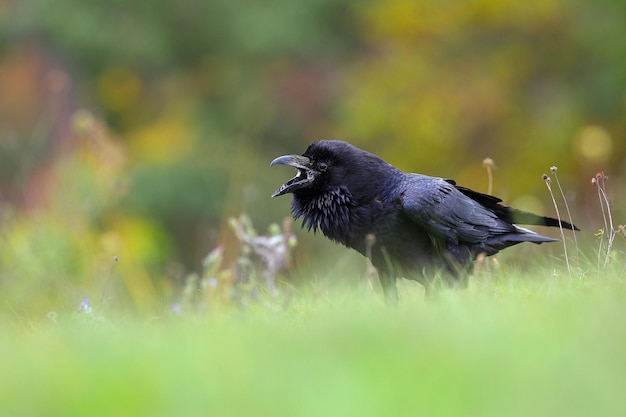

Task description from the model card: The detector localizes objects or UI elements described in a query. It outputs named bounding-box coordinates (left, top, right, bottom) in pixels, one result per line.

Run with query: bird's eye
left=318, top=162, right=328, bottom=172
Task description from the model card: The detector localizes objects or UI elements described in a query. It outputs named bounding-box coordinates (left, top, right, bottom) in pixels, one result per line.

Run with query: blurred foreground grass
left=1, top=265, right=626, bottom=417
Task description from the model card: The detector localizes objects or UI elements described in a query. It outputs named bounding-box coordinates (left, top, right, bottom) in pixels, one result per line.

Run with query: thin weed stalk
left=101, top=255, right=119, bottom=304
left=482, top=157, right=495, bottom=195
left=601, top=184, right=615, bottom=268
left=619, top=226, right=626, bottom=276
left=543, top=174, right=572, bottom=278
left=550, top=166, right=579, bottom=267
left=595, top=228, right=604, bottom=273
left=482, top=157, right=496, bottom=274
left=592, top=172, right=615, bottom=269
left=594, top=177, right=609, bottom=239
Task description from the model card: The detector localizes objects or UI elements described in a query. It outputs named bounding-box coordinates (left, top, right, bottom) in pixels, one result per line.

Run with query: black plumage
left=271, top=140, right=578, bottom=301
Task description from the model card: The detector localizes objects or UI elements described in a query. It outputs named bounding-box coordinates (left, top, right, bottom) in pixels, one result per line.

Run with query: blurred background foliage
left=0, top=0, right=624, bottom=315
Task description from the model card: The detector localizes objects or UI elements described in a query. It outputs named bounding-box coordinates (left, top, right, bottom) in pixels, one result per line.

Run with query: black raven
left=270, top=140, right=578, bottom=301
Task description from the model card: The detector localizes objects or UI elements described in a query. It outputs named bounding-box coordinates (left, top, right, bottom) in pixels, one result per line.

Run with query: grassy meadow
left=2, top=252, right=626, bottom=417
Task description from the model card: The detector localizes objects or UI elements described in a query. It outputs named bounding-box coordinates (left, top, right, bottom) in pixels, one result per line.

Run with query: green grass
left=2, top=263, right=626, bottom=417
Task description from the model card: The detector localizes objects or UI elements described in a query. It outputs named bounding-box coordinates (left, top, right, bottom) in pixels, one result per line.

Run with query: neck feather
left=292, top=187, right=358, bottom=245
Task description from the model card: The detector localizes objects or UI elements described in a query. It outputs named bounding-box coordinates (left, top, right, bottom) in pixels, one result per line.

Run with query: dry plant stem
left=552, top=170, right=579, bottom=266
left=101, top=255, right=119, bottom=304
left=483, top=157, right=494, bottom=195
left=593, top=180, right=606, bottom=271
left=595, top=182, right=609, bottom=240
left=600, top=186, right=615, bottom=269
left=482, top=158, right=496, bottom=272
left=594, top=176, right=615, bottom=269
left=596, top=230, right=604, bottom=273
left=591, top=174, right=610, bottom=239
left=543, top=176, right=572, bottom=278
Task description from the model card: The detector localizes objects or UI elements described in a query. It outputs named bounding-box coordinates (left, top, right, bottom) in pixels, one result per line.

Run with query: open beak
left=270, top=155, right=318, bottom=197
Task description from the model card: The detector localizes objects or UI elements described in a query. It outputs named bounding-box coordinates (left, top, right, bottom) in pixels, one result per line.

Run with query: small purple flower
left=172, top=303, right=182, bottom=314
left=207, top=277, right=218, bottom=288
left=80, top=298, right=93, bottom=314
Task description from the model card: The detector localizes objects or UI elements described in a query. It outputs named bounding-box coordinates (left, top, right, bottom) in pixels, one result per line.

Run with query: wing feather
left=400, top=175, right=513, bottom=244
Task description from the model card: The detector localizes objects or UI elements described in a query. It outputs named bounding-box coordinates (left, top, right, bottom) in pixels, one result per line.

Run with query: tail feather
left=481, top=226, right=558, bottom=257
left=508, top=208, right=579, bottom=231
left=454, top=184, right=580, bottom=231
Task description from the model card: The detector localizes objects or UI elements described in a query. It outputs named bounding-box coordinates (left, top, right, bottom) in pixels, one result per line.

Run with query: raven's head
left=270, top=140, right=364, bottom=242
left=270, top=140, right=370, bottom=198
left=270, top=141, right=337, bottom=197
left=270, top=140, right=397, bottom=244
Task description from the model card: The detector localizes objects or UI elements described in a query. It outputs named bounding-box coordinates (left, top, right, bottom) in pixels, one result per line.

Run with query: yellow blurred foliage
left=97, top=68, right=143, bottom=113
left=361, top=0, right=561, bottom=40
left=0, top=211, right=168, bottom=315
left=574, top=125, right=613, bottom=163
left=100, top=216, right=167, bottom=312
left=72, top=109, right=127, bottom=167
left=0, top=109, right=172, bottom=315
left=0, top=213, right=99, bottom=314
left=127, top=110, right=196, bottom=164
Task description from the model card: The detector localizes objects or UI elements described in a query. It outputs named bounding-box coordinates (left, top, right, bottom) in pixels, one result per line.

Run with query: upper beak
left=270, top=155, right=318, bottom=197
